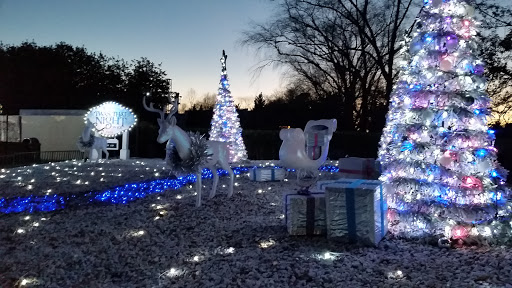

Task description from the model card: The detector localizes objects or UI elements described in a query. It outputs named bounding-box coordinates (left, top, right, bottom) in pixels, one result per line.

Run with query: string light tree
left=378, top=0, right=512, bottom=245
left=209, top=50, right=248, bottom=163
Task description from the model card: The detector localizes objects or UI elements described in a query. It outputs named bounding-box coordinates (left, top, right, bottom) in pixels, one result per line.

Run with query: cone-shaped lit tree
left=209, top=50, right=248, bottom=163
left=378, top=0, right=511, bottom=242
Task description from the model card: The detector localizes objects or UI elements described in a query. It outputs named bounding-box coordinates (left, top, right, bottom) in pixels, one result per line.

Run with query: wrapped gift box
left=338, top=157, right=381, bottom=179
left=306, top=130, right=328, bottom=147
left=250, top=167, right=286, bottom=181
left=317, top=179, right=387, bottom=246
left=306, top=130, right=329, bottom=160
left=284, top=192, right=326, bottom=236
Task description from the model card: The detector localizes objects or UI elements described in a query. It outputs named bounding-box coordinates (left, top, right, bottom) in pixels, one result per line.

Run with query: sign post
left=120, top=130, right=130, bottom=160
left=85, top=102, right=137, bottom=160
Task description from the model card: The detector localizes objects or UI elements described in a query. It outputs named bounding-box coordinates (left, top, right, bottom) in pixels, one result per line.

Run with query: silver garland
left=77, top=133, right=95, bottom=150
left=166, top=132, right=211, bottom=174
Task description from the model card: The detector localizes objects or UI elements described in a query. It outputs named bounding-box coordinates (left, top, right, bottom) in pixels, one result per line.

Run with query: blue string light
left=475, top=148, right=487, bottom=158
left=2, top=165, right=346, bottom=214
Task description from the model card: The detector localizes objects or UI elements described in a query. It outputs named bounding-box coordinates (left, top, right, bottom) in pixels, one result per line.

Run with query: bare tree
left=242, top=0, right=415, bottom=131
left=482, top=30, right=512, bottom=125
left=242, top=0, right=512, bottom=130
left=192, top=92, right=217, bottom=110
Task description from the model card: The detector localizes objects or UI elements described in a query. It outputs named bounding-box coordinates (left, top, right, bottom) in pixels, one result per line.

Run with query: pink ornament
left=461, top=176, right=483, bottom=191
left=439, top=150, right=454, bottom=168
left=439, top=58, right=453, bottom=72
left=387, top=209, right=399, bottom=222
left=451, top=225, right=468, bottom=239
left=412, top=92, right=431, bottom=108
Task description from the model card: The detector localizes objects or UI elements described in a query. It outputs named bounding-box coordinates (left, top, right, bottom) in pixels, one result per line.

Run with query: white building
left=19, top=109, right=87, bottom=152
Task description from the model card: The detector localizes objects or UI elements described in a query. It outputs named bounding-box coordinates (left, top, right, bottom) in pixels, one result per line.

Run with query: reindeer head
left=143, top=95, right=179, bottom=144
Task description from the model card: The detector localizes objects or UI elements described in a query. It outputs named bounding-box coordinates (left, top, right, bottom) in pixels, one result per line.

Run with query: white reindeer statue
left=77, top=119, right=109, bottom=161
left=143, top=96, right=234, bottom=207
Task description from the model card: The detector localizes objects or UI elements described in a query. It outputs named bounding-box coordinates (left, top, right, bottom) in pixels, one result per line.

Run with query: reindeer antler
left=167, top=95, right=179, bottom=118
left=143, top=95, right=165, bottom=119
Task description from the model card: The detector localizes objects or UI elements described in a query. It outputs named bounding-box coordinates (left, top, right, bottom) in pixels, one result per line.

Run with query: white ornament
left=465, top=6, right=475, bottom=17
left=477, top=160, right=492, bottom=173
left=439, top=151, right=454, bottom=168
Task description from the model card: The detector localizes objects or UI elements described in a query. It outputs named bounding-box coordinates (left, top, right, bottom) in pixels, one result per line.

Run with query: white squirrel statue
left=278, top=119, right=337, bottom=174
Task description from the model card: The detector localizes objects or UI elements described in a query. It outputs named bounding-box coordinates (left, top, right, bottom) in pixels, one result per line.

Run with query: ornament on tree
left=439, top=55, right=455, bottom=72
left=460, top=3, right=475, bottom=17
left=460, top=176, right=483, bottom=191
left=451, top=225, right=468, bottom=239
left=472, top=64, right=485, bottom=76
left=439, top=150, right=458, bottom=168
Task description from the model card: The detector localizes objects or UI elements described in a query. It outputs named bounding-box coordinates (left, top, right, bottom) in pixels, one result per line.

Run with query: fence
left=0, top=150, right=85, bottom=168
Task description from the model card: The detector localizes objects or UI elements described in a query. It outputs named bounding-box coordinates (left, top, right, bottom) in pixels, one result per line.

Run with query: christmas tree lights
left=209, top=50, right=248, bottom=163
left=378, top=0, right=512, bottom=242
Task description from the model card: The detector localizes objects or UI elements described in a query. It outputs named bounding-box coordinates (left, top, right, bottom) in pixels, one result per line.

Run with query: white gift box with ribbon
left=249, top=167, right=286, bottom=182
left=317, top=178, right=388, bottom=246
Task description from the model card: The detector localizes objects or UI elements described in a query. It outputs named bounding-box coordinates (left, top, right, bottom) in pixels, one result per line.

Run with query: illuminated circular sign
left=85, top=102, right=137, bottom=137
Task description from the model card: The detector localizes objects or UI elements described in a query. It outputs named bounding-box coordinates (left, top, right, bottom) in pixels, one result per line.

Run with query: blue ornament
left=401, top=141, right=414, bottom=151
left=475, top=148, right=487, bottom=157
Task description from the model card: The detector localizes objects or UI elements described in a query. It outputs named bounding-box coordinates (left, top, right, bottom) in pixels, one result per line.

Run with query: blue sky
left=0, top=0, right=285, bottom=107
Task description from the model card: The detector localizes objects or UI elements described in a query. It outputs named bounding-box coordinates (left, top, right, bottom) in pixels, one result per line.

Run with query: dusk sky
left=0, top=0, right=285, bottom=107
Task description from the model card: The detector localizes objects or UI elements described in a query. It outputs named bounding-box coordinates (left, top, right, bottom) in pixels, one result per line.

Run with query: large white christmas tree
left=209, top=50, right=248, bottom=163
left=378, top=0, right=511, bottom=242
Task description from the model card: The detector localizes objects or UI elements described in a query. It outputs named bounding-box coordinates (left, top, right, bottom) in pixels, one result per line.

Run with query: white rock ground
left=0, top=159, right=511, bottom=287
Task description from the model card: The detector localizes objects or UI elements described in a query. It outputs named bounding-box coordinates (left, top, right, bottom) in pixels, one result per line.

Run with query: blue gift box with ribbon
left=250, top=167, right=286, bottom=182
left=284, top=192, right=326, bottom=236
left=318, top=179, right=388, bottom=246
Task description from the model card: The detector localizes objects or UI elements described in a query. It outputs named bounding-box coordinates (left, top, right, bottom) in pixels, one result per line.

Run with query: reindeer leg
left=196, top=172, right=202, bottom=207
left=210, top=167, right=218, bottom=199
left=103, top=147, right=109, bottom=161
left=219, top=161, right=234, bottom=197
left=227, top=167, right=234, bottom=197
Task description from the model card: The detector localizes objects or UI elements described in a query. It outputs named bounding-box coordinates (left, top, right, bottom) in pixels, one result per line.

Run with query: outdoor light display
left=208, top=50, right=248, bottom=163
left=85, top=102, right=137, bottom=138
left=378, top=0, right=512, bottom=241
left=0, top=163, right=341, bottom=214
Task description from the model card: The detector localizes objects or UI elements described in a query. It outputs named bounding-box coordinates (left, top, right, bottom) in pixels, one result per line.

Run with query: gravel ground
left=1, top=159, right=511, bottom=287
